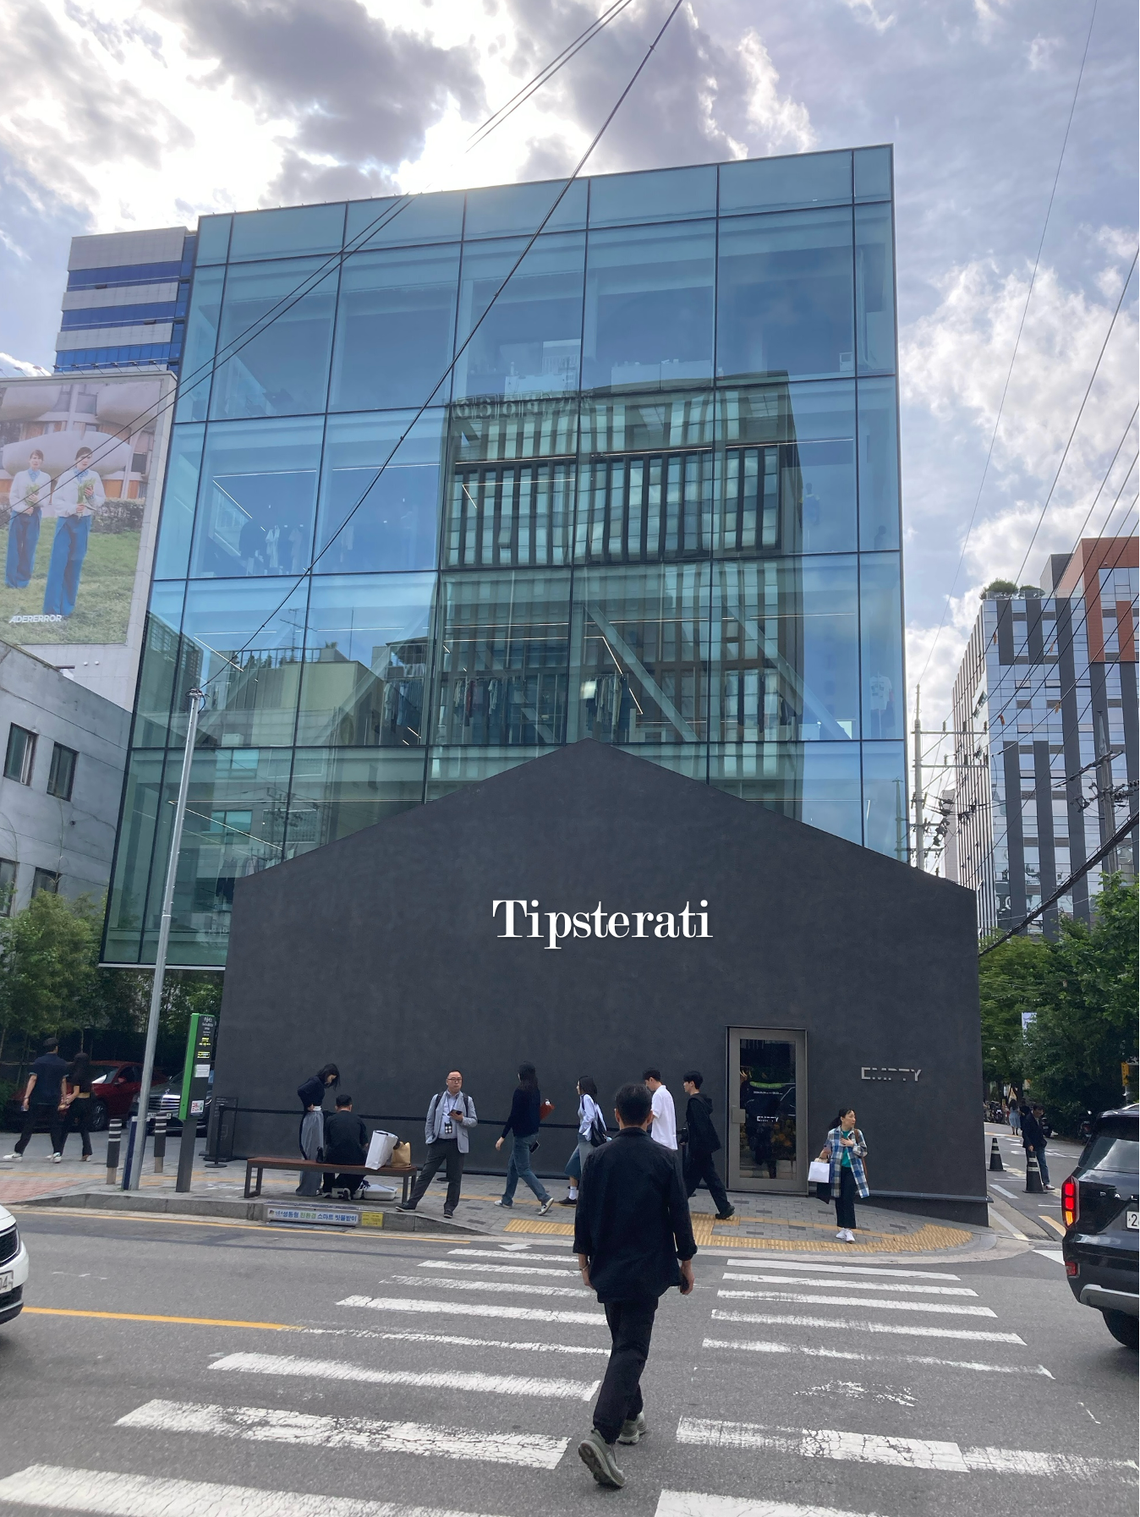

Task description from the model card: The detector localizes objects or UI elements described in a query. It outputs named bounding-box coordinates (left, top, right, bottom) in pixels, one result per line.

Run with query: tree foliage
left=978, top=876, right=1138, bottom=1132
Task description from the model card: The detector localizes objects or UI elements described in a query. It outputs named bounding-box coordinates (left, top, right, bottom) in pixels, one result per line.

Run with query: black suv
left=1061, top=1104, right=1139, bottom=1348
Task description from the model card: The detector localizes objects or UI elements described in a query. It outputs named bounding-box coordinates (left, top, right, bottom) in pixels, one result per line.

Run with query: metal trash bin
left=206, top=1095, right=237, bottom=1164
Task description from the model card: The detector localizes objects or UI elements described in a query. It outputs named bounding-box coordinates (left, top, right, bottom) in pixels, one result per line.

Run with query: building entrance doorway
left=728, top=1027, right=807, bottom=1193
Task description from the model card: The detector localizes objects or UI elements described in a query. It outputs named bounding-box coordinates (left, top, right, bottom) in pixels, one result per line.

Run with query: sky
left=0, top=0, right=1136, bottom=751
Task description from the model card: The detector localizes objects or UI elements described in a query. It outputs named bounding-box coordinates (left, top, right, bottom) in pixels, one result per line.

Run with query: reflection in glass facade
left=106, top=146, right=907, bottom=965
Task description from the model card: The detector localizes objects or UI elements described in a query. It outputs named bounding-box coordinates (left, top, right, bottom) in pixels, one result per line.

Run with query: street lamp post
left=125, top=688, right=204, bottom=1191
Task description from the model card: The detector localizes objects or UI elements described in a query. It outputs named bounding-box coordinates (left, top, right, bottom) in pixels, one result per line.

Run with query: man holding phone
left=399, top=1070, right=477, bottom=1219
left=573, top=1081, right=697, bottom=1490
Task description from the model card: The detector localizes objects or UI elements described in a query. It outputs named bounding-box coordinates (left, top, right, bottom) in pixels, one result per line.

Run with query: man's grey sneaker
left=715, top=1206, right=736, bottom=1220
left=443, top=1209, right=455, bottom=1218
left=538, top=1197, right=554, bottom=1216
left=493, top=1199, right=511, bottom=1208
left=577, top=1429, right=625, bottom=1488
left=396, top=1201, right=416, bottom=1212
left=617, top=1412, right=647, bottom=1445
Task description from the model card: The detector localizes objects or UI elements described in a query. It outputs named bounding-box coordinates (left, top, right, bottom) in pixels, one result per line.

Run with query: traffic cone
left=1025, top=1152, right=1044, bottom=1194
left=989, top=1135, right=1003, bottom=1171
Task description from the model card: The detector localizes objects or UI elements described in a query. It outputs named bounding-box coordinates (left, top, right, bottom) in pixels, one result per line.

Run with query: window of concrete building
left=0, top=858, right=15, bottom=915
left=32, top=868, right=59, bottom=897
left=47, top=743, right=77, bottom=801
left=4, top=724, right=36, bottom=785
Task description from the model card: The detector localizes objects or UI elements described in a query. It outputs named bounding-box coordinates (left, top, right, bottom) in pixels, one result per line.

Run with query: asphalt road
left=0, top=1204, right=1135, bottom=1517
left=982, top=1121, right=1084, bottom=1242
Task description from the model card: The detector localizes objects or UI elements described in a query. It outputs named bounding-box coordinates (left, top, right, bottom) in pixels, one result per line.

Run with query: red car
left=3, top=1061, right=167, bottom=1134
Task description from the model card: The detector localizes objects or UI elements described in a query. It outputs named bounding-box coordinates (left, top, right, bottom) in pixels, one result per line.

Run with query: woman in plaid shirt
left=819, top=1108, right=868, bottom=1243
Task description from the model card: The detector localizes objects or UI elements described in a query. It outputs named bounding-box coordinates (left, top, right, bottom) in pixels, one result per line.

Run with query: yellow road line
left=1038, top=1214, right=1066, bottom=1236
left=24, top=1307, right=306, bottom=1330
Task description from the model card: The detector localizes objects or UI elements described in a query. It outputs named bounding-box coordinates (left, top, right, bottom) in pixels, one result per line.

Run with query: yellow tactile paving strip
left=504, top=1215, right=973, bottom=1253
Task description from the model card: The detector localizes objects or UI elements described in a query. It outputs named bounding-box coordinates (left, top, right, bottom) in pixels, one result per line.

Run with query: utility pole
left=913, top=685, right=925, bottom=871
left=126, top=688, right=204, bottom=1190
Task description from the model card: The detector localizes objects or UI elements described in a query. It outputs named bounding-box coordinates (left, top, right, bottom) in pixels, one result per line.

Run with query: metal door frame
left=727, top=1026, right=808, bottom=1194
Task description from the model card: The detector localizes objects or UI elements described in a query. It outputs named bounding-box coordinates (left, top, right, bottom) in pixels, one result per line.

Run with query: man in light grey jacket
left=398, top=1070, right=477, bottom=1218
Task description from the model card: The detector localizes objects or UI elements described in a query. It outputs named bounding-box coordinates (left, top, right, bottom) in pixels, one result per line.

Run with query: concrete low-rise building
left=0, top=642, right=129, bottom=914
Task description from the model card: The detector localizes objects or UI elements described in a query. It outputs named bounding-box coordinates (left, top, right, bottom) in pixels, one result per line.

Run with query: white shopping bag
left=808, top=1159, right=831, bottom=1185
left=366, top=1130, right=397, bottom=1170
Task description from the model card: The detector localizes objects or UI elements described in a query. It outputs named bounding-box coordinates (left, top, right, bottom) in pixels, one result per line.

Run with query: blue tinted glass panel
left=860, top=554, right=903, bottom=740
left=153, top=424, right=204, bottom=579
left=583, top=221, right=714, bottom=392
left=178, top=578, right=309, bottom=749
left=298, top=573, right=435, bottom=745
left=210, top=260, right=337, bottom=420
left=588, top=165, right=716, bottom=226
left=345, top=191, right=465, bottom=248
left=315, top=410, right=443, bottom=574
left=712, top=557, right=859, bottom=742
left=463, top=178, right=587, bottom=238
left=570, top=563, right=710, bottom=744
left=330, top=245, right=459, bottom=411
left=229, top=203, right=346, bottom=261
left=433, top=570, right=570, bottom=746
left=708, top=742, right=859, bottom=841
left=105, top=748, right=166, bottom=962
left=862, top=741, right=907, bottom=858
left=286, top=748, right=425, bottom=851
left=854, top=146, right=892, bottom=201
left=856, top=202, right=895, bottom=374
left=196, top=215, right=232, bottom=265
left=719, top=152, right=852, bottom=215
left=134, top=582, right=186, bottom=748
left=857, top=377, right=899, bottom=550
left=717, top=210, right=854, bottom=383
left=716, top=382, right=856, bottom=555
left=175, top=265, right=224, bottom=422
left=453, top=233, right=584, bottom=402
left=190, top=417, right=321, bottom=579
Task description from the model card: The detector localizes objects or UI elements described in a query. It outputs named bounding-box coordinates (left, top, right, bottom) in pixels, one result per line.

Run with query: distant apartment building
left=949, top=537, right=1138, bottom=937
left=0, top=642, right=130, bottom=914
left=54, top=227, right=195, bottom=375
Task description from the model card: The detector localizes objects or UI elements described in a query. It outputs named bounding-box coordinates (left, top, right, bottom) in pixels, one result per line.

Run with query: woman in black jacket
left=494, top=1062, right=554, bottom=1214
left=296, top=1063, right=339, bottom=1196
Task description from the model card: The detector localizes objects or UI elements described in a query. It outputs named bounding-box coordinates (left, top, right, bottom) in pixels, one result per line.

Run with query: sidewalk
left=2, top=1145, right=1001, bottom=1261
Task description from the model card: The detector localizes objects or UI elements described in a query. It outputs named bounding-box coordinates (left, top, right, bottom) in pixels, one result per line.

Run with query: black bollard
left=153, top=1113, right=168, bottom=1174
left=106, top=1118, right=122, bottom=1186
left=989, top=1135, right=1003, bottom=1171
left=1025, top=1152, right=1044, bottom=1194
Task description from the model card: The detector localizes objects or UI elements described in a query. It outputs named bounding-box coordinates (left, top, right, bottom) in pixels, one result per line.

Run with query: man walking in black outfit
left=4, top=1037, right=69, bottom=1163
left=574, top=1081, right=697, bottom=1490
left=680, top=1070, right=735, bottom=1220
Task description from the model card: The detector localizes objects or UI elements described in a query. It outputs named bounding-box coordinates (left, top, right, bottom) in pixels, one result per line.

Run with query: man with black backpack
left=399, top=1070, right=477, bottom=1218
left=680, top=1070, right=735, bottom=1221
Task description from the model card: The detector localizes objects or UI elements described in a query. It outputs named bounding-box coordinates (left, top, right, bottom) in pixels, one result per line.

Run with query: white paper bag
left=366, top=1130, right=397, bottom=1170
left=808, top=1159, right=831, bottom=1185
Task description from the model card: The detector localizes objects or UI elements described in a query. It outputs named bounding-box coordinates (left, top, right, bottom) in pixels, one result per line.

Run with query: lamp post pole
left=126, top=688, right=204, bottom=1191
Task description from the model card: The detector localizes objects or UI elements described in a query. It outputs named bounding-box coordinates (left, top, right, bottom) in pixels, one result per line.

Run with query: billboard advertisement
left=0, top=374, right=173, bottom=648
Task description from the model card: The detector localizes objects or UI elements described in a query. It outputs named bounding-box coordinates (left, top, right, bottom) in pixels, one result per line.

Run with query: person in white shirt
left=6, top=448, right=49, bottom=589
left=560, top=1076, right=607, bottom=1204
left=43, top=445, right=105, bottom=617
left=643, top=1069, right=677, bottom=1150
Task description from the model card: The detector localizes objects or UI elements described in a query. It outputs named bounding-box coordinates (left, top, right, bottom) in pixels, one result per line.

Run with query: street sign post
left=175, top=1011, right=217, bottom=1193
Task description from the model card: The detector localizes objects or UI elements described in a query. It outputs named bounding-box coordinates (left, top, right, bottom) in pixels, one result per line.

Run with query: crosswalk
left=3, top=1233, right=1133, bottom=1516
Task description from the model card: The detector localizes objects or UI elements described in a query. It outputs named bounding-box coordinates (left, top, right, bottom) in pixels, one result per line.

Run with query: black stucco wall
left=216, top=741, right=986, bottom=1223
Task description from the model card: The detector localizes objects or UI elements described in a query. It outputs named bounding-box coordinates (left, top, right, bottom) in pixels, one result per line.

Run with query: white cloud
left=0, top=352, right=51, bottom=377
left=838, top=0, right=896, bottom=35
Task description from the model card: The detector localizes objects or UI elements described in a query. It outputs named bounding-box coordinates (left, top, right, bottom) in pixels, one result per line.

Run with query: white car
left=0, top=1202, right=27, bottom=1323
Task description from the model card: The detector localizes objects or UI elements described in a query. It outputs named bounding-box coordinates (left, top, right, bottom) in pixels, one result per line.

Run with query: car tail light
left=1061, top=1176, right=1078, bottom=1228
left=1065, top=1259, right=1079, bottom=1277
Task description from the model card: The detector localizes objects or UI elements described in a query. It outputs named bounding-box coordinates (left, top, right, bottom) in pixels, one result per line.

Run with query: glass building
left=104, top=147, right=907, bottom=967
left=55, top=228, right=195, bottom=374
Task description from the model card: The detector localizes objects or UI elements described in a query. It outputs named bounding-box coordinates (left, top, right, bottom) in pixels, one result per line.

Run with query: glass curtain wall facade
left=105, top=148, right=907, bottom=966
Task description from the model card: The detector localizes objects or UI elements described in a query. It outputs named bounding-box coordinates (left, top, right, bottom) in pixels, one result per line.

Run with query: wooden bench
left=244, top=1155, right=419, bottom=1205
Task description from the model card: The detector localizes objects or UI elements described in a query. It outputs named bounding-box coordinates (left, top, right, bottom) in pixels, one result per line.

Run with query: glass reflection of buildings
left=104, top=149, right=908, bottom=966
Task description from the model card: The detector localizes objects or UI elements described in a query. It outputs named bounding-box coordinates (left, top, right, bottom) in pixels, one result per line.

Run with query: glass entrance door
left=728, top=1027, right=807, bottom=1193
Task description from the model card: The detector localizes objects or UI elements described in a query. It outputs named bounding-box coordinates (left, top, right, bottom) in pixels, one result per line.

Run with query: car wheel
left=89, top=1100, right=109, bottom=1133
left=1102, top=1309, right=1139, bottom=1349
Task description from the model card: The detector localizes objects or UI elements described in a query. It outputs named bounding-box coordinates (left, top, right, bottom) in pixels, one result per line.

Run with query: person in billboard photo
left=5, top=447, right=49, bottom=589
left=43, top=444, right=105, bottom=617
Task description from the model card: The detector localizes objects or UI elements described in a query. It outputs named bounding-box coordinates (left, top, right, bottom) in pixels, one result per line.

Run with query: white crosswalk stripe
left=723, top=1272, right=978, bottom=1296
left=418, top=1259, right=580, bottom=1278
left=393, top=1273, right=590, bottom=1299
left=0, top=1464, right=507, bottom=1517
left=676, top=1418, right=1137, bottom=1482
left=655, top=1493, right=885, bottom=1517
left=717, top=1288, right=997, bottom=1317
left=702, top=1336, right=1052, bottom=1376
left=447, top=1249, right=575, bottom=1263
left=340, top=1293, right=604, bottom=1326
left=725, top=1258, right=961, bottom=1280
left=711, top=1307, right=1024, bottom=1344
left=211, top=1351, right=599, bottom=1399
left=332, top=1329, right=608, bottom=1356
left=116, top=1399, right=569, bottom=1469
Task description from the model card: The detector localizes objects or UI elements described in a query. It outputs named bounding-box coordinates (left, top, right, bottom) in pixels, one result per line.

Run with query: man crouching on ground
left=574, top=1080, right=697, bottom=1489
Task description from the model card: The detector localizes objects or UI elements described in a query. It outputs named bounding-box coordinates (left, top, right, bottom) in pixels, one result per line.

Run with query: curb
left=19, top=1190, right=484, bottom=1234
